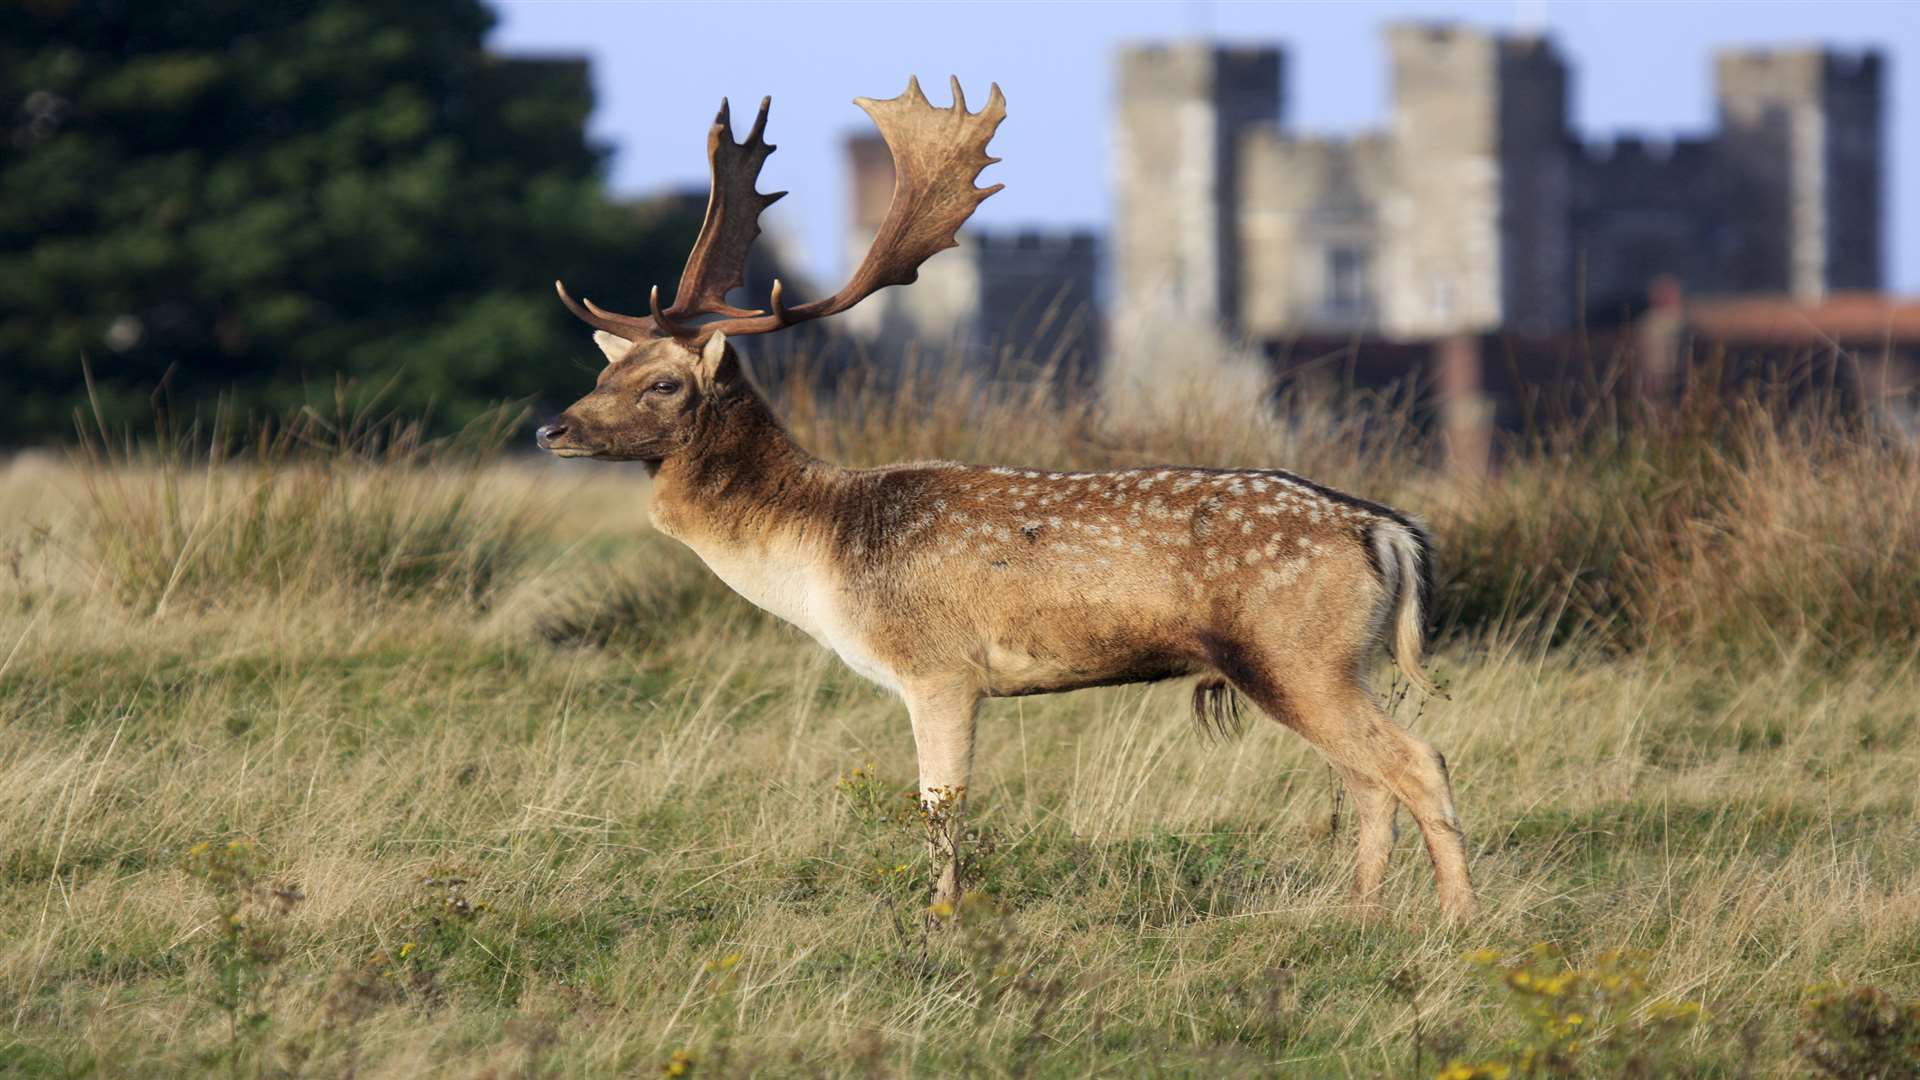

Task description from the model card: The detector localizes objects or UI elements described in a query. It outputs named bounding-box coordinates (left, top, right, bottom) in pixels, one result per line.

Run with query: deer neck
left=644, top=388, right=850, bottom=641
left=645, top=387, right=838, bottom=554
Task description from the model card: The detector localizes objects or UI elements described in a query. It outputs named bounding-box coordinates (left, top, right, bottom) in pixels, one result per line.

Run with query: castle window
left=1325, top=245, right=1371, bottom=318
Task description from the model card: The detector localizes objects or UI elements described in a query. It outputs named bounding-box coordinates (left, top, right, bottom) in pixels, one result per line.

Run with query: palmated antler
left=555, top=96, right=785, bottom=339
left=555, top=77, right=1005, bottom=343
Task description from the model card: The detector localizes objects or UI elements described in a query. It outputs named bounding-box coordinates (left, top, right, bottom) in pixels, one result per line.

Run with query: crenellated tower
left=1381, top=24, right=1574, bottom=336
left=1715, top=47, right=1884, bottom=300
left=1112, top=43, right=1284, bottom=333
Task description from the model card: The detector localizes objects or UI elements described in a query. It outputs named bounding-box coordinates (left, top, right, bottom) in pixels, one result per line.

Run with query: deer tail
left=1370, top=518, right=1440, bottom=698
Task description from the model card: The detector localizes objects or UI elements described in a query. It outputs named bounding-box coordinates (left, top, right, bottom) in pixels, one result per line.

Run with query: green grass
left=2, top=529, right=1916, bottom=1075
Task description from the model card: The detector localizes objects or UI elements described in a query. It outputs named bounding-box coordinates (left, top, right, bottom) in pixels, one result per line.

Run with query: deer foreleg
left=903, top=678, right=982, bottom=915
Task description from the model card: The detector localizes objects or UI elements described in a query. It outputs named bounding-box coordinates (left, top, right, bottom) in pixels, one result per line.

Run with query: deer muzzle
left=535, top=420, right=596, bottom=457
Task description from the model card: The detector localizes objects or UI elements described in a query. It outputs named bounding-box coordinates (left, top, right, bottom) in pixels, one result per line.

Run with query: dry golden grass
left=0, top=364, right=1916, bottom=1076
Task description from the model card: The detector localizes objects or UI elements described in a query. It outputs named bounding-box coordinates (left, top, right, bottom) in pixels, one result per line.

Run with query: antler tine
left=695, top=77, right=1006, bottom=341
left=746, top=95, right=771, bottom=143
left=768, top=277, right=790, bottom=325
left=644, top=286, right=686, bottom=337
left=556, top=280, right=657, bottom=338
left=948, top=75, right=966, bottom=113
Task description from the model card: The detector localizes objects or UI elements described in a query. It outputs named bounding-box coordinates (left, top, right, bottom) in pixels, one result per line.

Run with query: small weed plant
left=182, top=839, right=303, bottom=1073
left=1440, top=945, right=1705, bottom=1079
left=1797, top=984, right=1920, bottom=1078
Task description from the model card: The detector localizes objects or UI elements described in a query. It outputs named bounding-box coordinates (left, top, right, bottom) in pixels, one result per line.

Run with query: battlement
left=1718, top=45, right=1883, bottom=76
left=1382, top=22, right=1562, bottom=63
left=1115, top=41, right=1284, bottom=101
left=1385, top=21, right=1501, bottom=73
left=1827, top=48, right=1885, bottom=79
left=1386, top=22, right=1485, bottom=47
left=1579, top=135, right=1716, bottom=167
left=1239, top=129, right=1393, bottom=196
left=1716, top=45, right=1885, bottom=102
left=1121, top=41, right=1278, bottom=61
left=974, top=230, right=1098, bottom=256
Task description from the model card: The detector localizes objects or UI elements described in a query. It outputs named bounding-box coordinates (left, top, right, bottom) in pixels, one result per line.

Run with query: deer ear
left=593, top=330, right=632, bottom=364
left=699, top=331, right=730, bottom=376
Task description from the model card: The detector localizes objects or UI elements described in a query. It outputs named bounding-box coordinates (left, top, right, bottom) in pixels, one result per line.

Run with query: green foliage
left=834, top=764, right=1005, bottom=949
left=389, top=871, right=495, bottom=1005
left=1, top=0, right=698, bottom=443
left=952, top=895, right=1071, bottom=1077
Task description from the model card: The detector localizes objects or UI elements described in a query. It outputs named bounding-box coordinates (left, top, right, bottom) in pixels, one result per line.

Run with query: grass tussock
left=1435, top=391, right=1920, bottom=658
left=76, top=397, right=539, bottom=615
left=0, top=343, right=1915, bottom=1076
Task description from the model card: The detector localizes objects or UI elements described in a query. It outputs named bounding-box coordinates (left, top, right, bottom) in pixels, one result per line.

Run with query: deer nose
left=535, top=422, right=569, bottom=449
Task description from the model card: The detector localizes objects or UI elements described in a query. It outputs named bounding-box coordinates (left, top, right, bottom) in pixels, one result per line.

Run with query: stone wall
left=1237, top=133, right=1392, bottom=336
left=1573, top=137, right=1727, bottom=317
left=1494, top=35, right=1575, bottom=331
left=974, top=231, right=1100, bottom=378
left=1819, top=51, right=1885, bottom=292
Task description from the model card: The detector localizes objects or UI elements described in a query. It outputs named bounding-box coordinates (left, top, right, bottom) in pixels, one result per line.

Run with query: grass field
left=1, top=367, right=1917, bottom=1077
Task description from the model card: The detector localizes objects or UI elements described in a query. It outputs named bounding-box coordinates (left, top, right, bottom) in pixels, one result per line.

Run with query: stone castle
left=830, top=21, right=1894, bottom=407
left=1113, top=25, right=1886, bottom=341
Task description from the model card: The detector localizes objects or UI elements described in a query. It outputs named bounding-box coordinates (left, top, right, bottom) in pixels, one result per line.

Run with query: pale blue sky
left=491, top=0, right=1916, bottom=294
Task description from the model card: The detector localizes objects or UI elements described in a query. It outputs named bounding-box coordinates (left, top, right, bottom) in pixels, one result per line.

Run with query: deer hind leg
left=1228, top=666, right=1474, bottom=920
left=902, top=677, right=982, bottom=913
left=1336, top=691, right=1474, bottom=919
left=1338, top=766, right=1399, bottom=911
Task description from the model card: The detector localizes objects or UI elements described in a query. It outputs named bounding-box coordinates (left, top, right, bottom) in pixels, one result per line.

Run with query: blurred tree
left=0, top=0, right=698, bottom=443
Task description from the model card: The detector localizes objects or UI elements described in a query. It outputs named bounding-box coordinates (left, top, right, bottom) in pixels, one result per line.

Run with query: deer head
left=536, top=78, right=1006, bottom=462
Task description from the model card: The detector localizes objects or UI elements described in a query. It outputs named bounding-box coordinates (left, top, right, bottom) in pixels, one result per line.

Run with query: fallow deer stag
left=536, top=79, right=1474, bottom=919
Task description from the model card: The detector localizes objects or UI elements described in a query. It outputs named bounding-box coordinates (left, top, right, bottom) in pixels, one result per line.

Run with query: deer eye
left=647, top=379, right=681, bottom=396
